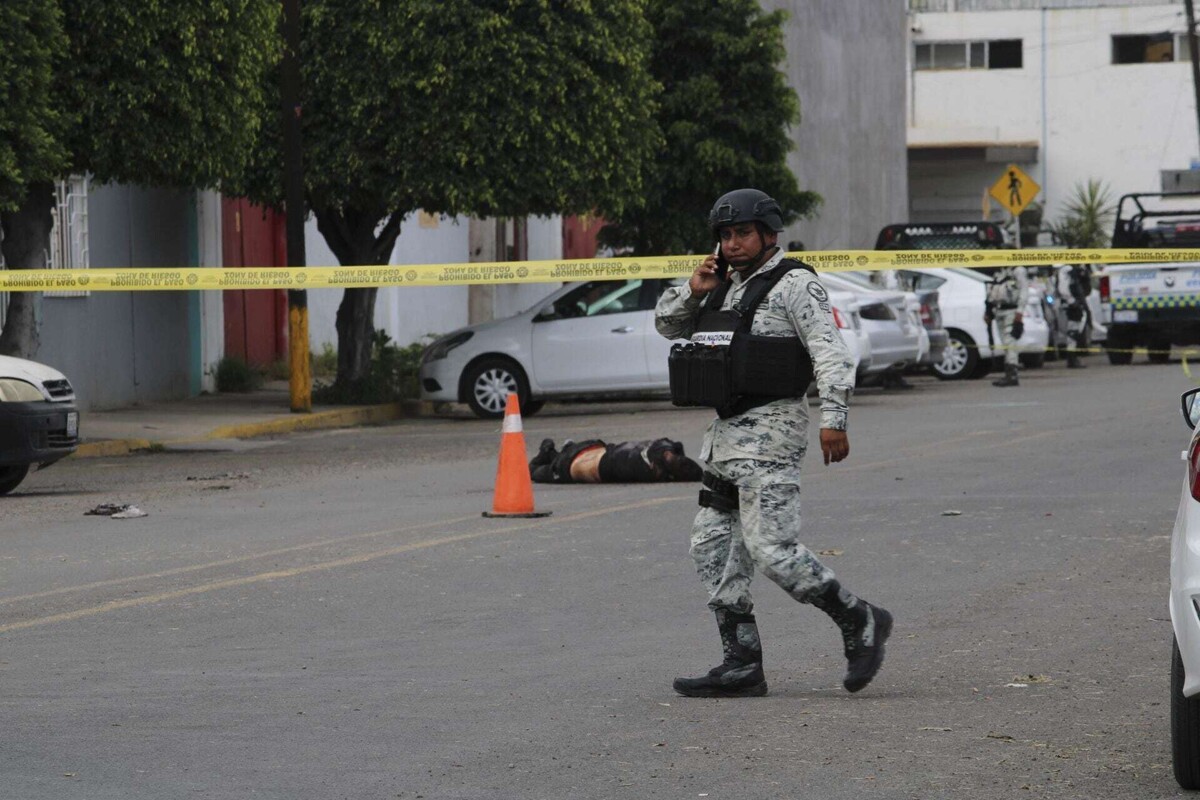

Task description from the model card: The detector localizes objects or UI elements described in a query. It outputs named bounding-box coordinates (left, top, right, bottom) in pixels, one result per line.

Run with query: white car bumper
left=1172, top=477, right=1200, bottom=697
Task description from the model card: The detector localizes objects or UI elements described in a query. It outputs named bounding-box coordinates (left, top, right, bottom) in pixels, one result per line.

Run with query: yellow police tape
left=3, top=247, right=1200, bottom=292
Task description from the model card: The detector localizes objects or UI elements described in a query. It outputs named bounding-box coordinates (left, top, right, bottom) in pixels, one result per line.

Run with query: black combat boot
left=673, top=610, right=767, bottom=698
left=992, top=365, right=1019, bottom=387
left=809, top=581, right=894, bottom=693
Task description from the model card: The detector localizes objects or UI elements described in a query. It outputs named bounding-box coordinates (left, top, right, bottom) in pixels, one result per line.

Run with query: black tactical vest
left=668, top=259, right=816, bottom=419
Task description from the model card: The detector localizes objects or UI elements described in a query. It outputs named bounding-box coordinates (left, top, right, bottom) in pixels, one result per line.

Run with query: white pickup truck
left=1100, top=192, right=1200, bottom=365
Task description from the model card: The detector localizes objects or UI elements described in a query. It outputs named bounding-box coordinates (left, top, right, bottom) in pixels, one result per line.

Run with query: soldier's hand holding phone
left=689, top=244, right=728, bottom=298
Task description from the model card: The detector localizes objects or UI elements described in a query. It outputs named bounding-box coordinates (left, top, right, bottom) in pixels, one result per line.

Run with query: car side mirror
left=1183, top=388, right=1200, bottom=430
left=533, top=304, right=556, bottom=322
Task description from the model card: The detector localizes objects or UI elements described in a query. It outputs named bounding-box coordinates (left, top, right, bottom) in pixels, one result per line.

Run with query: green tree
left=598, top=0, right=819, bottom=257
left=241, top=1, right=661, bottom=389
left=0, top=0, right=277, bottom=358
left=1048, top=179, right=1115, bottom=248
left=0, top=0, right=69, bottom=357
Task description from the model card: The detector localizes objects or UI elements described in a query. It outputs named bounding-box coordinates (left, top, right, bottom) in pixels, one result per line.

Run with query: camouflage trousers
left=689, top=458, right=835, bottom=615
left=994, top=308, right=1020, bottom=368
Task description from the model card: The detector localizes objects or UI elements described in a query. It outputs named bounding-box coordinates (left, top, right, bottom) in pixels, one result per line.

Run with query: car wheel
left=463, top=357, right=532, bottom=419
left=933, top=329, right=979, bottom=381
left=1107, top=326, right=1135, bottom=365
left=1019, top=352, right=1045, bottom=369
left=1173, top=636, right=1200, bottom=789
left=1149, top=334, right=1173, bottom=364
left=0, top=464, right=30, bottom=496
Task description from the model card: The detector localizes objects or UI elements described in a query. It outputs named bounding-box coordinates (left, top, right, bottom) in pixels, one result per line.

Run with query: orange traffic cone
left=482, top=393, right=552, bottom=518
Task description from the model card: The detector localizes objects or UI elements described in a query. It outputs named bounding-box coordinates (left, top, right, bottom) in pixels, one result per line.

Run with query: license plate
left=66, top=411, right=78, bottom=439
left=1113, top=309, right=1138, bottom=323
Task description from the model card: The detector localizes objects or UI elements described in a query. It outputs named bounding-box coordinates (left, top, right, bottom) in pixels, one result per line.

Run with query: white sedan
left=898, top=267, right=1051, bottom=380
left=419, top=277, right=868, bottom=419
left=0, top=355, right=79, bottom=495
left=1172, top=387, right=1200, bottom=788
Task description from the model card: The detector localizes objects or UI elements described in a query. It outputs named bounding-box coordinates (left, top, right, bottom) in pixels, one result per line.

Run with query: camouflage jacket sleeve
left=654, top=282, right=706, bottom=340
left=781, top=271, right=853, bottom=431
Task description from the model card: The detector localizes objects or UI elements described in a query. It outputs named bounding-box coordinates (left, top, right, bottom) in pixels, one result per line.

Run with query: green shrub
left=313, top=332, right=428, bottom=404
left=215, top=357, right=263, bottom=393
left=312, top=342, right=338, bottom=378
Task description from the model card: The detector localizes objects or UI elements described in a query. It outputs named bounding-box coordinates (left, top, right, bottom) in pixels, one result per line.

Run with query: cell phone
left=713, top=243, right=728, bottom=280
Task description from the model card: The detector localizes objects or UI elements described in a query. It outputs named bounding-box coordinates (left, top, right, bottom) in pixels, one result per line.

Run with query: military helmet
left=708, top=189, right=785, bottom=234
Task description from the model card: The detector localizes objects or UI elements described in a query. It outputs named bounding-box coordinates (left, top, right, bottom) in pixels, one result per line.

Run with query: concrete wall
left=38, top=184, right=197, bottom=411
left=766, top=0, right=911, bottom=250
left=908, top=3, right=1196, bottom=223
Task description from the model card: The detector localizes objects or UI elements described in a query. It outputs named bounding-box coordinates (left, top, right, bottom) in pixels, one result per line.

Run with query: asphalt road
left=2, top=354, right=1197, bottom=800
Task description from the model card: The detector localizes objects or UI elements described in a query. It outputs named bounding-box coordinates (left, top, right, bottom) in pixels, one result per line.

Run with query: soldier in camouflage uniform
left=655, top=188, right=893, bottom=698
left=984, top=265, right=1030, bottom=387
left=1055, top=264, right=1092, bottom=369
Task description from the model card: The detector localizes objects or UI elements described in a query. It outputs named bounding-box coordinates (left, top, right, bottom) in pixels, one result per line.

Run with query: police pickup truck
left=1101, top=192, right=1200, bottom=365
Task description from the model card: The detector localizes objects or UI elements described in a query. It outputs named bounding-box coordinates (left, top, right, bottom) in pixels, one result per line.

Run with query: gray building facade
left=766, top=0, right=911, bottom=250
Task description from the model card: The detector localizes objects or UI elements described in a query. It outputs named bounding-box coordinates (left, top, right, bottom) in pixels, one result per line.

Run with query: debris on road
left=941, top=510, right=963, bottom=516
left=84, top=503, right=147, bottom=519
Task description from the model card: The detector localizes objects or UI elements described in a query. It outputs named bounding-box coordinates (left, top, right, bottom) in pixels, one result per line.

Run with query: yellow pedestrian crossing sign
left=989, top=163, right=1040, bottom=216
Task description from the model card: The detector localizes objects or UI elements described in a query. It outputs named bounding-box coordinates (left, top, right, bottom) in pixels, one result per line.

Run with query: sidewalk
left=73, top=382, right=430, bottom=459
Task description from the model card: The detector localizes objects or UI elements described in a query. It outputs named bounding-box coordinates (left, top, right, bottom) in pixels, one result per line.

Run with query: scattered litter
left=918, top=726, right=952, bottom=732
left=986, top=733, right=1015, bottom=742
left=1013, top=674, right=1051, bottom=684
left=941, top=510, right=962, bottom=516
left=187, top=471, right=251, bottom=481
left=818, top=548, right=844, bottom=556
left=1005, top=683, right=1029, bottom=688
left=85, top=503, right=147, bottom=519
left=201, top=485, right=232, bottom=491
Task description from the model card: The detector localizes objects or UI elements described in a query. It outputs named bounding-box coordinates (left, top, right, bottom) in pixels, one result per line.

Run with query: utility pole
left=1187, top=0, right=1200, bottom=156
left=281, top=0, right=311, bottom=412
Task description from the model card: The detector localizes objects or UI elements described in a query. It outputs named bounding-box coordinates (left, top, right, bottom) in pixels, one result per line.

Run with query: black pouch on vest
left=730, top=333, right=813, bottom=397
left=669, top=343, right=732, bottom=408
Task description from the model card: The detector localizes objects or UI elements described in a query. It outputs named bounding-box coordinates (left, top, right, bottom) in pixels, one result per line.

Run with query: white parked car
left=0, top=355, right=79, bottom=495
left=1172, top=387, right=1200, bottom=788
left=818, top=272, right=926, bottom=381
left=419, top=277, right=869, bottom=419
left=897, top=267, right=1051, bottom=380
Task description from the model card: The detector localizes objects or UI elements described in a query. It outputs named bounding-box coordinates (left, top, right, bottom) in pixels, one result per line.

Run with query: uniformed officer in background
left=1055, top=263, right=1092, bottom=369
left=655, top=188, right=893, bottom=698
left=984, top=265, right=1030, bottom=387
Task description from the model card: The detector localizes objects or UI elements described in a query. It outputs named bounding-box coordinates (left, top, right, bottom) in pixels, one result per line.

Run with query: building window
left=914, top=39, right=1022, bottom=71
left=46, top=175, right=90, bottom=298
left=1112, top=33, right=1189, bottom=64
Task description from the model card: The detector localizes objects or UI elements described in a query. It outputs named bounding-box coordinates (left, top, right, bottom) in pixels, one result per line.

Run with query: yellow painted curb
left=205, top=402, right=406, bottom=440
left=69, top=402, right=408, bottom=459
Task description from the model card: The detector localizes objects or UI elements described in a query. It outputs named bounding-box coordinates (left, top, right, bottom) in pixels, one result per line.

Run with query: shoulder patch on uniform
left=807, top=282, right=829, bottom=303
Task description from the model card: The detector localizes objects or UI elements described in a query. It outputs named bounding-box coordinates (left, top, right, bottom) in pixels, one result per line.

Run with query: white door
left=530, top=280, right=651, bottom=391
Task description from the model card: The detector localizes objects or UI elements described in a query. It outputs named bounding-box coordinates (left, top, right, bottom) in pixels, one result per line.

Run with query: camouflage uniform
left=655, top=248, right=854, bottom=613
left=985, top=266, right=1029, bottom=371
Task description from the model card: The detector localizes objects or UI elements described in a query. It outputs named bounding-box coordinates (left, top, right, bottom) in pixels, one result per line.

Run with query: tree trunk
left=334, top=286, right=378, bottom=384
left=0, top=182, right=54, bottom=359
left=314, top=206, right=405, bottom=389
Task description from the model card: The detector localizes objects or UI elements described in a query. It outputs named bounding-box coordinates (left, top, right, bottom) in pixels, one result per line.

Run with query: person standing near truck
left=1055, top=264, right=1092, bottom=369
left=654, top=188, right=892, bottom=698
left=984, top=265, right=1030, bottom=387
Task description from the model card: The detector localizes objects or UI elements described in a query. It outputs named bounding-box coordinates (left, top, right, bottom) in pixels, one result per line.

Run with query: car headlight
left=422, top=331, right=474, bottom=363
left=0, top=379, right=45, bottom=402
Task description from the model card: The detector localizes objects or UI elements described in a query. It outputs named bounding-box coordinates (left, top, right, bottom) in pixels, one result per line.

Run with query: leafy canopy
left=0, top=0, right=68, bottom=210
left=600, top=0, right=819, bottom=256
left=60, top=0, right=278, bottom=191
left=243, top=0, right=662, bottom=224
left=0, top=0, right=277, bottom=210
